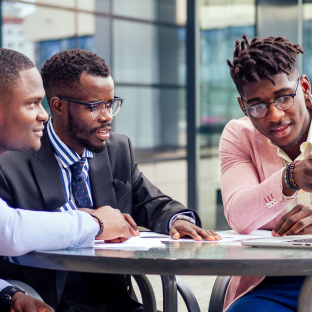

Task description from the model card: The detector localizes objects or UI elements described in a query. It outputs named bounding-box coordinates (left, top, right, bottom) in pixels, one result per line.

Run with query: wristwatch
left=172, top=214, right=196, bottom=224
left=0, top=286, right=25, bottom=312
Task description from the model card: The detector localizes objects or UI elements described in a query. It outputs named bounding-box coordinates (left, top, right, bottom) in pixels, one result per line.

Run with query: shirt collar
left=47, top=117, right=93, bottom=168
left=268, top=120, right=312, bottom=163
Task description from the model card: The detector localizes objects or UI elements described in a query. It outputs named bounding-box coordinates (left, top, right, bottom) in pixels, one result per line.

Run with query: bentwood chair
left=208, top=276, right=231, bottom=312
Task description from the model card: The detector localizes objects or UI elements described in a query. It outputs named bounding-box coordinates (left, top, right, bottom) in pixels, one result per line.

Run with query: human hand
left=272, top=204, right=312, bottom=236
left=291, top=156, right=312, bottom=192
left=10, top=292, right=54, bottom=312
left=169, top=220, right=222, bottom=241
left=90, top=206, right=133, bottom=242
left=80, top=208, right=140, bottom=239
left=122, top=213, right=140, bottom=237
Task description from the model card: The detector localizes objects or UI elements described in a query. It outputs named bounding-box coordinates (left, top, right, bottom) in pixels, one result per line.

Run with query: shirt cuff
left=57, top=200, right=78, bottom=212
left=168, top=212, right=196, bottom=230
left=0, top=280, right=13, bottom=292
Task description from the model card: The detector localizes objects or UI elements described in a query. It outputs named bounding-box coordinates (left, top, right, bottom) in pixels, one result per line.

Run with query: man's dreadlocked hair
left=227, top=34, right=304, bottom=96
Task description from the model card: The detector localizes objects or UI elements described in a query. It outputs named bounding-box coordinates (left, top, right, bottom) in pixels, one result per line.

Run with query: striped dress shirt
left=47, top=118, right=93, bottom=212
left=47, top=118, right=196, bottom=226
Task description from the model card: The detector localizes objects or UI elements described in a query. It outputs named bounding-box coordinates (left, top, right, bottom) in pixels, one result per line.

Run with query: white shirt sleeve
left=0, top=198, right=99, bottom=257
left=0, top=279, right=12, bottom=292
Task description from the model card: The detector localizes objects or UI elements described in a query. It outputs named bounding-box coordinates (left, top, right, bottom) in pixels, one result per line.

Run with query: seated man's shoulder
left=224, top=116, right=255, bottom=132
left=107, top=132, right=132, bottom=149
left=0, top=150, right=33, bottom=165
left=223, top=116, right=261, bottom=140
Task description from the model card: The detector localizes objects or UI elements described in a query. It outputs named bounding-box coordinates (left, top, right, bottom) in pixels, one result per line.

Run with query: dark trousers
left=226, top=276, right=305, bottom=312
left=56, top=272, right=143, bottom=312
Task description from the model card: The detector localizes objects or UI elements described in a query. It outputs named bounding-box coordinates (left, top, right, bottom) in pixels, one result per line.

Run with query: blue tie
left=70, top=159, right=92, bottom=208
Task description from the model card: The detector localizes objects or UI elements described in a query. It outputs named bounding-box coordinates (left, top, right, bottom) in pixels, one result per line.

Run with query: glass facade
left=303, top=2, right=312, bottom=79
left=197, top=0, right=256, bottom=228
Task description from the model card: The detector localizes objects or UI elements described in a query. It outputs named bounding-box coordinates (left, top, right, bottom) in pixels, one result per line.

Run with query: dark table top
left=10, top=240, right=312, bottom=277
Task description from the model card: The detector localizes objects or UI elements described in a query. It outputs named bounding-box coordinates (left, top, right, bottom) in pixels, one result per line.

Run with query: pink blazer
left=219, top=117, right=296, bottom=310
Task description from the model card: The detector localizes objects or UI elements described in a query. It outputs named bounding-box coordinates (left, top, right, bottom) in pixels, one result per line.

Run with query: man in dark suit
left=0, top=49, right=220, bottom=312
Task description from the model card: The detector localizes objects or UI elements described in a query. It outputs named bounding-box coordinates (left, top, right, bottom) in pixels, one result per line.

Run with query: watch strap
left=0, top=286, right=25, bottom=311
left=171, top=214, right=196, bottom=225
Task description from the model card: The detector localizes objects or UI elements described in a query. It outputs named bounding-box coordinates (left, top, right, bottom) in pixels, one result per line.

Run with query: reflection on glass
left=112, top=0, right=186, bottom=25
left=198, top=0, right=256, bottom=231
left=199, top=0, right=256, bottom=135
left=303, top=3, right=312, bottom=80
left=114, top=86, right=186, bottom=149
left=113, top=20, right=185, bottom=85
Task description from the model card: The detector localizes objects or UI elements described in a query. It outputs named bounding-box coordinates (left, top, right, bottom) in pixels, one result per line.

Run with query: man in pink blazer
left=220, top=34, right=312, bottom=311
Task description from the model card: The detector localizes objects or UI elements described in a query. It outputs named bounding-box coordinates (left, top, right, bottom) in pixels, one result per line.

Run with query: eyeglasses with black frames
left=59, top=96, right=124, bottom=120
left=243, top=78, right=300, bottom=118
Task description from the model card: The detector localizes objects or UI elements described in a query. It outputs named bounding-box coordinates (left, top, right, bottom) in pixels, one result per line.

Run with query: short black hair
left=227, top=34, right=304, bottom=96
left=0, top=48, right=34, bottom=96
left=41, top=49, right=111, bottom=103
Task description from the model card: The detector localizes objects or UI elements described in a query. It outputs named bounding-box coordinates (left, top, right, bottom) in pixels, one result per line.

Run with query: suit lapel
left=30, top=128, right=67, bottom=211
left=89, top=149, right=117, bottom=209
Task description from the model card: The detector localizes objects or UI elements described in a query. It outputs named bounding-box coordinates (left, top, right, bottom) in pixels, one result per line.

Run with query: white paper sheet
left=94, top=235, right=166, bottom=250
left=93, top=230, right=273, bottom=250
left=215, top=229, right=273, bottom=242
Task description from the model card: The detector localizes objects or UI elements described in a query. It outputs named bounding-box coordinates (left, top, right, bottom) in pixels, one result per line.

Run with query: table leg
left=161, top=275, right=178, bottom=312
left=298, top=275, right=312, bottom=312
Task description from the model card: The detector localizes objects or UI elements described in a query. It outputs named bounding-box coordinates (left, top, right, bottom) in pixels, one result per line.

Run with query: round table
left=10, top=240, right=312, bottom=312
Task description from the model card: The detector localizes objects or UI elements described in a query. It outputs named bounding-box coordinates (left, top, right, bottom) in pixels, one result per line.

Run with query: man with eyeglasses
left=220, top=34, right=312, bottom=312
left=0, top=47, right=142, bottom=312
left=0, top=49, right=220, bottom=312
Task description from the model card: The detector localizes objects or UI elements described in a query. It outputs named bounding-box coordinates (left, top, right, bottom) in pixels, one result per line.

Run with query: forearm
left=223, top=168, right=291, bottom=233
left=0, top=198, right=98, bottom=256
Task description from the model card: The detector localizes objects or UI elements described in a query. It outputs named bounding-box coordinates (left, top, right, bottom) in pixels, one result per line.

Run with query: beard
left=276, top=128, right=303, bottom=150
left=67, top=110, right=109, bottom=154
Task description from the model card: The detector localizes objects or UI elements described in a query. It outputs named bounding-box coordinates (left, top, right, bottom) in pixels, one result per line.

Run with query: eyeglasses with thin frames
left=59, top=96, right=124, bottom=120
left=242, top=78, right=300, bottom=118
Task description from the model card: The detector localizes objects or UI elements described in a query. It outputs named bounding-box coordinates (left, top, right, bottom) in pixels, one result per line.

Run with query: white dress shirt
left=0, top=197, right=99, bottom=292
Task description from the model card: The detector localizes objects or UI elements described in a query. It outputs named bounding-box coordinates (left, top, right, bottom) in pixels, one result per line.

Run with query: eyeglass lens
left=91, top=99, right=122, bottom=120
left=248, top=95, right=294, bottom=118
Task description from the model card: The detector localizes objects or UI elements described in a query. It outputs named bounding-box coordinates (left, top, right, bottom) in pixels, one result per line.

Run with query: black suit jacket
left=0, top=127, right=200, bottom=308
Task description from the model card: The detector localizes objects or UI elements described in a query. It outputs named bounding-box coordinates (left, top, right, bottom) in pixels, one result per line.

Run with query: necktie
left=70, top=159, right=92, bottom=208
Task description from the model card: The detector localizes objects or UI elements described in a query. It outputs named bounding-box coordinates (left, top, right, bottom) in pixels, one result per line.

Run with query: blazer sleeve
left=219, top=119, right=294, bottom=234
left=0, top=197, right=98, bottom=256
left=109, top=135, right=200, bottom=234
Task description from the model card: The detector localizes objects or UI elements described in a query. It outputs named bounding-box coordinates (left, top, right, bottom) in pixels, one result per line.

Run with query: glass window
left=199, top=0, right=256, bottom=150
left=113, top=20, right=185, bottom=85
left=303, top=2, right=312, bottom=79
left=114, top=86, right=186, bottom=150
left=112, top=0, right=186, bottom=25
left=198, top=0, right=256, bottom=229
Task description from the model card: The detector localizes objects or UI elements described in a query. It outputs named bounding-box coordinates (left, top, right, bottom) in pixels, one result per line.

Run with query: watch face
left=0, top=287, right=24, bottom=310
left=0, top=294, right=11, bottom=310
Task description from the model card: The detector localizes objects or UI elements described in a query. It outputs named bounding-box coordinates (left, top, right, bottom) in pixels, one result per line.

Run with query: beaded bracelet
left=284, top=160, right=301, bottom=191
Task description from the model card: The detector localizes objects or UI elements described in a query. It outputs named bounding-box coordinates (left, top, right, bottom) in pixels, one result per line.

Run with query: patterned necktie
left=70, top=159, right=92, bottom=208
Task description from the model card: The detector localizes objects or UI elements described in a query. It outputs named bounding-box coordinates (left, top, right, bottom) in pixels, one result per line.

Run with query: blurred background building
left=1, top=0, right=312, bottom=230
